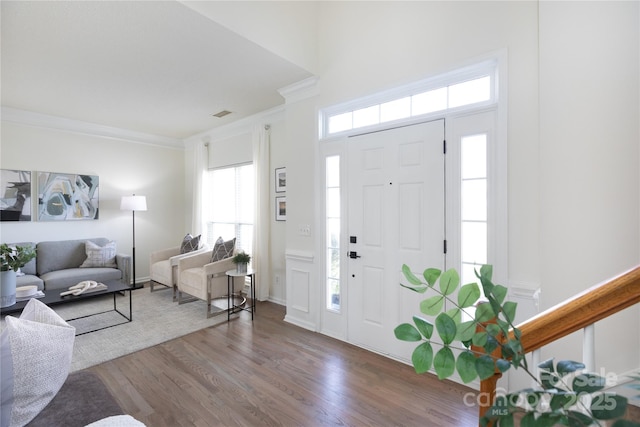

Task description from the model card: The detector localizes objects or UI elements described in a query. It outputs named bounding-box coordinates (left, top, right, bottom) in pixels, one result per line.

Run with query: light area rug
left=2, top=286, right=229, bottom=372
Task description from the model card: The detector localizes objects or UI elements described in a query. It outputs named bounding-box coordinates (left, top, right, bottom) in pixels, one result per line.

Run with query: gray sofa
left=12, top=238, right=130, bottom=291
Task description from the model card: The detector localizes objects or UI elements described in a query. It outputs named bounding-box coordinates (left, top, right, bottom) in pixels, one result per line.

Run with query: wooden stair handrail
left=479, top=265, right=640, bottom=424
left=512, top=265, right=640, bottom=352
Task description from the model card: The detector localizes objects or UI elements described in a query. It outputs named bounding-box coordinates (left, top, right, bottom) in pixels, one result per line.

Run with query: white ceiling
left=1, top=1, right=313, bottom=144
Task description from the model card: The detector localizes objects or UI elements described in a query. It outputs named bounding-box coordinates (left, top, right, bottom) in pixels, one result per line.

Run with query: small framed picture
left=275, top=167, right=286, bottom=193
left=276, top=196, right=286, bottom=221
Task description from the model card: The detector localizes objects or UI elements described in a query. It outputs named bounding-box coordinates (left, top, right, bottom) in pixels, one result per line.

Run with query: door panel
left=347, top=120, right=445, bottom=358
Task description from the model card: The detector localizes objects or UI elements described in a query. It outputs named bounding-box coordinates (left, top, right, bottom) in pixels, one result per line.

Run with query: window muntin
left=321, top=70, right=494, bottom=138
left=326, top=155, right=341, bottom=311
left=460, top=133, right=487, bottom=289
left=206, top=164, right=254, bottom=255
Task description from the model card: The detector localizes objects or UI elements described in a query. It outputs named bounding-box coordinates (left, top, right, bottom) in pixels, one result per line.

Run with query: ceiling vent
left=212, top=110, right=232, bottom=118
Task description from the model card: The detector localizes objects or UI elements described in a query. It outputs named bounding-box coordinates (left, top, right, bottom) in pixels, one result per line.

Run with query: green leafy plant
left=394, top=264, right=640, bottom=427
left=0, top=243, right=36, bottom=272
left=232, top=251, right=251, bottom=265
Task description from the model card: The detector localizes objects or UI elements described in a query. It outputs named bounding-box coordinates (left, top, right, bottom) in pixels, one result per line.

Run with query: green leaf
left=400, top=283, right=428, bottom=294
left=550, top=391, right=579, bottom=410
left=538, top=358, right=555, bottom=372
left=591, top=394, right=627, bottom=420
left=475, top=303, right=496, bottom=323
left=567, top=411, right=594, bottom=427
left=501, top=301, right=517, bottom=324
left=491, top=284, right=508, bottom=305
left=458, top=282, right=481, bottom=308
left=520, top=412, right=536, bottom=427
left=557, top=360, right=585, bottom=376
left=573, top=373, right=605, bottom=393
left=411, top=342, right=433, bottom=374
left=456, top=350, right=478, bottom=383
left=612, top=420, right=640, bottom=427
left=420, top=295, right=444, bottom=316
left=502, top=338, right=524, bottom=361
left=540, top=370, right=560, bottom=390
left=486, top=323, right=501, bottom=337
left=439, top=268, right=459, bottom=296
left=433, top=346, right=455, bottom=379
left=475, top=355, right=496, bottom=380
left=472, top=331, right=488, bottom=347
left=445, top=307, right=461, bottom=324
left=456, top=321, right=476, bottom=342
left=393, top=323, right=422, bottom=341
left=423, top=268, right=441, bottom=287
left=402, top=264, right=423, bottom=286
left=413, top=316, right=434, bottom=339
left=435, top=313, right=457, bottom=345
left=496, top=358, right=511, bottom=373
left=479, top=264, right=493, bottom=281
left=483, top=335, right=499, bottom=354
left=533, top=413, right=567, bottom=427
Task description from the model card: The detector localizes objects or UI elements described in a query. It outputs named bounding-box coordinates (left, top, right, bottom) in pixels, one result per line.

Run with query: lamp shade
left=120, top=195, right=147, bottom=211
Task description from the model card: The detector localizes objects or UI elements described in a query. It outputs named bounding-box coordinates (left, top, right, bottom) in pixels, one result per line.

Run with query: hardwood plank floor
left=88, top=301, right=479, bottom=426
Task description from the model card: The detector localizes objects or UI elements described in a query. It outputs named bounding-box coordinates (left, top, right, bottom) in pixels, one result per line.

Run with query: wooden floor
left=88, top=301, right=479, bottom=427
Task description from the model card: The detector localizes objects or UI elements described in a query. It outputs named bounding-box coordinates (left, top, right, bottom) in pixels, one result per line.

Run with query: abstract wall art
left=37, top=172, right=99, bottom=221
left=1, top=169, right=32, bottom=221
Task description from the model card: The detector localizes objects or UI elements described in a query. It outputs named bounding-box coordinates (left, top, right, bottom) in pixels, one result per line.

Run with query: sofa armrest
left=150, top=246, right=181, bottom=265
left=115, top=253, right=131, bottom=286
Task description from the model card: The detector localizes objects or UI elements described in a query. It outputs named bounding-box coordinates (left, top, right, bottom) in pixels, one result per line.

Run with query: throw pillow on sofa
left=80, top=240, right=117, bottom=268
left=179, top=234, right=201, bottom=254
left=0, top=298, right=75, bottom=427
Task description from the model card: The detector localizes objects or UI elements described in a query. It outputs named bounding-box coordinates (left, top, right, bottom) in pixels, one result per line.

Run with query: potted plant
left=232, top=251, right=251, bottom=273
left=394, top=264, right=640, bottom=427
left=1, top=243, right=36, bottom=307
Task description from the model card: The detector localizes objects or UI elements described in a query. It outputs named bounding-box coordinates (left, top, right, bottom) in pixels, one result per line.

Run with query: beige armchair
left=149, top=244, right=208, bottom=300
left=176, top=251, right=244, bottom=318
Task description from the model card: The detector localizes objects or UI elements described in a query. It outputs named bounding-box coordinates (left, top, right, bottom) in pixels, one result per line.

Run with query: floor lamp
left=120, top=194, right=147, bottom=289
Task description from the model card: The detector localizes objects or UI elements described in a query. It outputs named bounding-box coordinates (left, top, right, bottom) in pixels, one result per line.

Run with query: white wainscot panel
left=284, top=250, right=316, bottom=331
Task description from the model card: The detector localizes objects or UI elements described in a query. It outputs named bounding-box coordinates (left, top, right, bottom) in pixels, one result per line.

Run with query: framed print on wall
left=276, top=196, right=286, bottom=221
left=1, top=169, right=32, bottom=221
left=275, top=167, right=286, bottom=193
left=37, top=172, right=99, bottom=221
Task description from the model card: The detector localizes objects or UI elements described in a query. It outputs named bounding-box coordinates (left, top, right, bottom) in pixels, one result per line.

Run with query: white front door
left=346, top=120, right=446, bottom=358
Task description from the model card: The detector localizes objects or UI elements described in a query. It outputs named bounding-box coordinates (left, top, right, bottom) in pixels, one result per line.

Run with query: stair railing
left=478, top=265, right=640, bottom=420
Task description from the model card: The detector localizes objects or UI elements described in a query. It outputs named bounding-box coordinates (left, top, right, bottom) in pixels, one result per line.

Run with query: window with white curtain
left=205, top=163, right=254, bottom=255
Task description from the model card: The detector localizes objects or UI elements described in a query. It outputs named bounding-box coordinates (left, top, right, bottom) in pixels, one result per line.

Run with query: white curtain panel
left=252, top=124, right=272, bottom=301
left=191, top=140, right=209, bottom=237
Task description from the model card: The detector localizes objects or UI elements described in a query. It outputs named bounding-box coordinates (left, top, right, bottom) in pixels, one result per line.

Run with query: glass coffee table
left=0, top=280, right=133, bottom=335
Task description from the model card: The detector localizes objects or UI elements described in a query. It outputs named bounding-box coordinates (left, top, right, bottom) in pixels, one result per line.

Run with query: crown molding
left=278, top=76, right=319, bottom=104
left=1, top=107, right=184, bottom=149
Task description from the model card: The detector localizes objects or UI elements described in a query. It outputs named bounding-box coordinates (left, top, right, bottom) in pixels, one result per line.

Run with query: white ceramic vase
left=0, top=269, right=17, bottom=308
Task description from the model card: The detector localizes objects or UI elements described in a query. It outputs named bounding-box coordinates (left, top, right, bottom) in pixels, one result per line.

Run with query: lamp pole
left=120, top=194, right=147, bottom=289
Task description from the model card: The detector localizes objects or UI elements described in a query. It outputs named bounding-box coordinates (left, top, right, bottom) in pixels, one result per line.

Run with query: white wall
left=0, top=121, right=187, bottom=284
left=538, top=0, right=640, bottom=375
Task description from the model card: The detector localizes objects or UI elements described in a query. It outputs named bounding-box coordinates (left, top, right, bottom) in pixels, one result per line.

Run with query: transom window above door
left=320, top=60, right=497, bottom=139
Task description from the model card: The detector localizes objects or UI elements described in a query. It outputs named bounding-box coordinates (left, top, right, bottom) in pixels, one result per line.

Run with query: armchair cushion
left=179, top=234, right=201, bottom=255
left=210, top=237, right=235, bottom=263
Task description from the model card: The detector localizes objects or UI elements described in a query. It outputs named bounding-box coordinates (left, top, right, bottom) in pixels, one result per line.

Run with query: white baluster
left=583, top=324, right=595, bottom=372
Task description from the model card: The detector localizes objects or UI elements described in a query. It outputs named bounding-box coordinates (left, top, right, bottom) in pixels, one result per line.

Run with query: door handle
left=348, top=251, right=361, bottom=259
